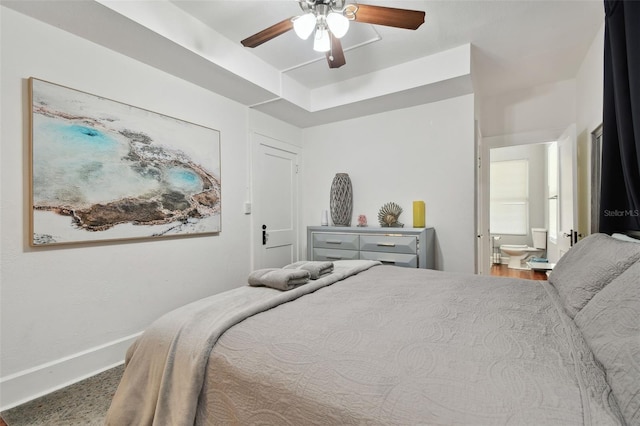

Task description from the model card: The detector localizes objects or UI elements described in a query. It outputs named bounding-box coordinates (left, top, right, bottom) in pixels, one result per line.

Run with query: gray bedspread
left=105, top=260, right=379, bottom=426
left=107, top=263, right=624, bottom=425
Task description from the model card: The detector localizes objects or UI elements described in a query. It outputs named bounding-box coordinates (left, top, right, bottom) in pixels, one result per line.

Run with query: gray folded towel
left=283, top=261, right=334, bottom=280
left=248, top=268, right=310, bottom=291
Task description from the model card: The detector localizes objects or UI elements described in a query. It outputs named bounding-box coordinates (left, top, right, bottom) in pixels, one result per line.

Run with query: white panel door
left=557, top=124, right=578, bottom=258
left=253, top=133, right=299, bottom=269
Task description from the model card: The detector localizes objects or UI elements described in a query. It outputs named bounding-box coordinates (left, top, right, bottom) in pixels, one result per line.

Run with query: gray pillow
left=575, top=261, right=640, bottom=426
left=548, top=233, right=640, bottom=318
left=612, top=233, right=640, bottom=243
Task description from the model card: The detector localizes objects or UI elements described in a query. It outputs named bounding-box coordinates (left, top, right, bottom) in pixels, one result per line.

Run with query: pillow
left=612, top=233, right=640, bottom=243
left=574, top=261, right=640, bottom=426
left=548, top=233, right=640, bottom=318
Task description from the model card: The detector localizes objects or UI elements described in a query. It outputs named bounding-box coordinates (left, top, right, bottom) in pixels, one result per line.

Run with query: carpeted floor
left=1, top=364, right=124, bottom=426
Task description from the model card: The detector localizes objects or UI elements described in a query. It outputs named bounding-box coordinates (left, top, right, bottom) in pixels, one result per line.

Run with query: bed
left=105, top=233, right=640, bottom=425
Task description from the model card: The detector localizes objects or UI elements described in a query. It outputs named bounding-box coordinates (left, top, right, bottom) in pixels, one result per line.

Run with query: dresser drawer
left=360, top=251, right=418, bottom=268
left=307, top=226, right=434, bottom=269
left=359, top=235, right=417, bottom=254
left=312, top=248, right=360, bottom=261
left=312, top=232, right=359, bottom=250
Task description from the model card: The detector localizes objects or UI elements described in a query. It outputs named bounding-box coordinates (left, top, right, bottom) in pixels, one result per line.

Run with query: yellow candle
left=413, top=201, right=425, bottom=228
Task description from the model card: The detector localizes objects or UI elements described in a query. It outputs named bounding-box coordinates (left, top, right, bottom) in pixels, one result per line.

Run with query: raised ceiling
left=3, top=0, right=604, bottom=127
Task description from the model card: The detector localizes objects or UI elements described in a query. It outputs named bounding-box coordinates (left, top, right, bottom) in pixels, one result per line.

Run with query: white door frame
left=250, top=132, right=301, bottom=270
left=478, top=129, right=567, bottom=273
left=557, top=124, right=578, bottom=259
left=475, top=120, right=490, bottom=274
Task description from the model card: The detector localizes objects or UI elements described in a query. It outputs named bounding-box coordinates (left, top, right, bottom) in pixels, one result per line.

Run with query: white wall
left=0, top=7, right=253, bottom=409
left=480, top=79, right=577, bottom=139
left=576, top=23, right=605, bottom=237
left=301, top=95, right=476, bottom=273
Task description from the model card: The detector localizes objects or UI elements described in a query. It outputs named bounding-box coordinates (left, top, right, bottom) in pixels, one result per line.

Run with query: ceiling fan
left=241, top=0, right=425, bottom=69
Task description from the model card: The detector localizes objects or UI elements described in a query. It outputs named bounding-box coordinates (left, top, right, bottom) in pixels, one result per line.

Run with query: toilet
left=500, top=228, right=547, bottom=269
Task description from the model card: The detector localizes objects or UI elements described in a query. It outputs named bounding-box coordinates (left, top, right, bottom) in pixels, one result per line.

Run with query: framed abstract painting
left=29, top=78, right=221, bottom=246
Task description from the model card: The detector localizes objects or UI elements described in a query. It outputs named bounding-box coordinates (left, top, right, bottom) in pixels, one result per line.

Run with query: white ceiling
left=3, top=0, right=604, bottom=127
left=171, top=0, right=603, bottom=94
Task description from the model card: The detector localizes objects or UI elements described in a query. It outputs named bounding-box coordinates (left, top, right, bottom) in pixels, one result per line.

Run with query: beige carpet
left=1, top=364, right=123, bottom=426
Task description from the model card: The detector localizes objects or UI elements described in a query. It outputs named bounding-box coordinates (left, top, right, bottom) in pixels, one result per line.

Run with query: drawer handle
left=380, top=260, right=396, bottom=264
left=377, top=242, right=396, bottom=247
left=326, top=255, right=343, bottom=260
left=326, top=240, right=343, bottom=244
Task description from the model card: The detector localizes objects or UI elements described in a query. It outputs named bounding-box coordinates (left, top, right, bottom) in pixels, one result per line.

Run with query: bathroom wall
left=489, top=143, right=547, bottom=252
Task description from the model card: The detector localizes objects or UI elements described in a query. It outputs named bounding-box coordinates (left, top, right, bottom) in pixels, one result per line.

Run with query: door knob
left=563, top=230, right=578, bottom=246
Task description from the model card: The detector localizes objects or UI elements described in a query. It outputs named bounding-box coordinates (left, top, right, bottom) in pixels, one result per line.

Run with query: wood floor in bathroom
left=490, top=264, right=548, bottom=280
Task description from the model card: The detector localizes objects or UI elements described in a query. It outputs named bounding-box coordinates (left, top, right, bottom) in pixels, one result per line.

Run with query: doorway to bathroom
left=477, top=123, right=580, bottom=276
left=486, top=125, right=578, bottom=277
left=489, top=142, right=550, bottom=275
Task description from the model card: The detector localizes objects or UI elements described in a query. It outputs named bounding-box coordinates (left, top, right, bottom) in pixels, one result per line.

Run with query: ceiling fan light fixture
left=292, top=13, right=316, bottom=40
left=326, top=11, right=349, bottom=38
left=313, top=26, right=331, bottom=52
left=242, top=1, right=425, bottom=69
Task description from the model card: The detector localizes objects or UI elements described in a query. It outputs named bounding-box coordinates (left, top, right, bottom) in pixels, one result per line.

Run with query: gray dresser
left=307, top=226, right=435, bottom=269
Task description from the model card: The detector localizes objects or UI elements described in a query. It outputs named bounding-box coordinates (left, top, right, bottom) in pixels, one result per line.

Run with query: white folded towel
left=283, top=261, right=334, bottom=280
left=248, top=268, right=310, bottom=291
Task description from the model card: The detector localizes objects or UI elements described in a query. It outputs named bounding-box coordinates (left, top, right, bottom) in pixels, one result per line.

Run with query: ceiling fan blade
left=353, top=4, right=425, bottom=30
left=326, top=33, right=346, bottom=69
left=241, top=17, right=294, bottom=48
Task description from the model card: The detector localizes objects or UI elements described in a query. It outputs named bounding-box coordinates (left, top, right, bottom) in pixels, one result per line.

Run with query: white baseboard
left=0, top=332, right=141, bottom=411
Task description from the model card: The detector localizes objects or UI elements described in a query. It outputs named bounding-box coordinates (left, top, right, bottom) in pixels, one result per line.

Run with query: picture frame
left=29, top=77, right=221, bottom=246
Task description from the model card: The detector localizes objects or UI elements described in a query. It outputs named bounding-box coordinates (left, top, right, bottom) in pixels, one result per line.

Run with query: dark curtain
left=600, top=0, right=640, bottom=234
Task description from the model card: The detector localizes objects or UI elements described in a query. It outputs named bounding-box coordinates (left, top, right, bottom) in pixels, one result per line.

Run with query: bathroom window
left=490, top=159, right=529, bottom=235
